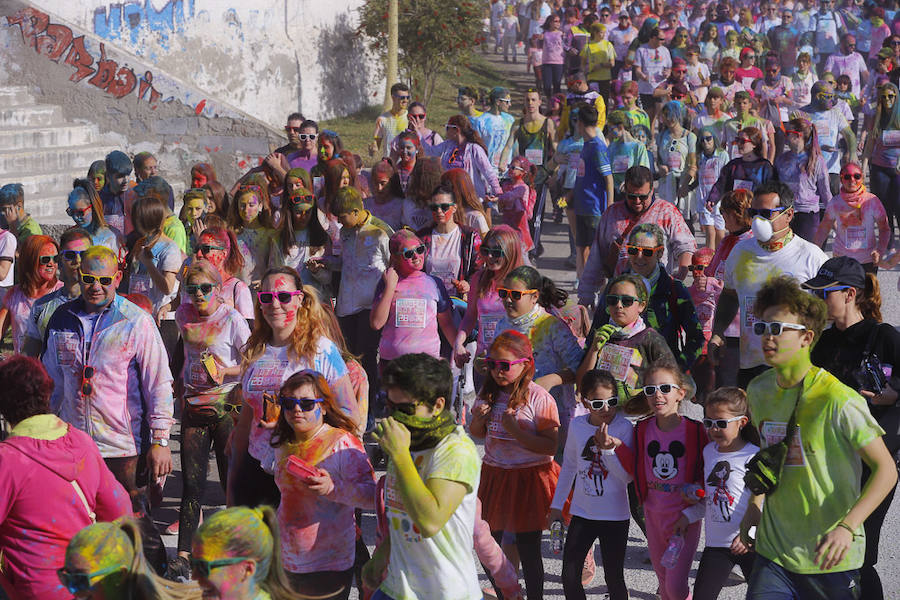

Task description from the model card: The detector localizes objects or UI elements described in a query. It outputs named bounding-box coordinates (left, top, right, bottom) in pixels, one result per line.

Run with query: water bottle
left=550, top=520, right=565, bottom=555
left=683, top=483, right=706, bottom=501
left=661, top=533, right=684, bottom=569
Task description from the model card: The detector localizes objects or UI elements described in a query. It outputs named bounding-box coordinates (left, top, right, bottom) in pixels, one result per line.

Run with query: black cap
left=802, top=256, right=866, bottom=290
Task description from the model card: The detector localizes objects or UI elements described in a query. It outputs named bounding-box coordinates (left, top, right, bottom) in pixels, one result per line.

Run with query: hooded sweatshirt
left=0, top=414, right=131, bottom=599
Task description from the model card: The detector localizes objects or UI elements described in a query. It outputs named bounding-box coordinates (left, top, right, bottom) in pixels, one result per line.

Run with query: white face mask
left=751, top=215, right=774, bottom=242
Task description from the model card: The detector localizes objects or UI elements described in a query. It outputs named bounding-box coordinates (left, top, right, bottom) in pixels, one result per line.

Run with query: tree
left=358, top=0, right=486, bottom=106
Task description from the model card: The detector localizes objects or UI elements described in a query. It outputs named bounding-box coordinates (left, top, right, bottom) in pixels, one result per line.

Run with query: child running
left=682, top=387, right=759, bottom=600
left=470, top=330, right=560, bottom=600
left=615, top=361, right=708, bottom=600
left=549, top=369, right=634, bottom=600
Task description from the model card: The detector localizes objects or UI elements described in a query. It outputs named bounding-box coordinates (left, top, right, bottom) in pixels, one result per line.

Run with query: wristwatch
left=151, top=438, right=169, bottom=447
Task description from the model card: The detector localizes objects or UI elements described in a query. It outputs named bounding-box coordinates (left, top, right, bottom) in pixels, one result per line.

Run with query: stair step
left=0, top=105, right=63, bottom=128
left=0, top=124, right=99, bottom=150
left=0, top=87, right=35, bottom=107
left=5, top=170, right=93, bottom=218
left=0, top=145, right=116, bottom=178
left=24, top=195, right=73, bottom=224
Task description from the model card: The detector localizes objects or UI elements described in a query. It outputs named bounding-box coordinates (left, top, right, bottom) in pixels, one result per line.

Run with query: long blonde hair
left=243, top=268, right=331, bottom=368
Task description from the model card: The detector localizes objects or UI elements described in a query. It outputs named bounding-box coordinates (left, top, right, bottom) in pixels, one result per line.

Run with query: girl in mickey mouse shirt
left=616, top=361, right=708, bottom=600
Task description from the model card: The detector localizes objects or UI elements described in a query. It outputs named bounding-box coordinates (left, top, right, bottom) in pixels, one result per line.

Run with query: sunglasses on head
left=57, top=565, right=122, bottom=594
left=626, top=244, right=662, bottom=257
left=605, top=293, right=639, bottom=307
left=841, top=172, right=862, bottom=181
left=703, top=416, right=744, bottom=429
left=80, top=273, right=114, bottom=286
left=198, top=244, right=225, bottom=254
left=810, top=285, right=850, bottom=299
left=257, top=290, right=303, bottom=304
left=401, top=244, right=426, bottom=259
left=60, top=249, right=85, bottom=262
left=485, top=357, right=530, bottom=371
left=66, top=205, right=91, bottom=217
left=190, top=557, right=252, bottom=579
left=39, top=254, right=58, bottom=265
left=429, top=202, right=454, bottom=213
left=752, top=321, right=807, bottom=336
left=643, top=383, right=681, bottom=396
left=279, top=396, right=324, bottom=411
left=747, top=206, right=787, bottom=220
left=585, top=396, right=619, bottom=410
left=497, top=287, right=538, bottom=300
left=481, top=246, right=504, bottom=258
left=186, top=283, right=215, bottom=295
left=626, top=192, right=651, bottom=201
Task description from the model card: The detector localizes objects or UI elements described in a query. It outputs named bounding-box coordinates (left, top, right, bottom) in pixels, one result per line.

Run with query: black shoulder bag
left=744, top=392, right=800, bottom=496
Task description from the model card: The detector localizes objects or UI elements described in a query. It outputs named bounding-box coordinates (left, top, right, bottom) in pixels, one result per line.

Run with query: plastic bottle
left=661, top=532, right=684, bottom=569
left=683, top=483, right=706, bottom=501
left=550, top=520, right=565, bottom=555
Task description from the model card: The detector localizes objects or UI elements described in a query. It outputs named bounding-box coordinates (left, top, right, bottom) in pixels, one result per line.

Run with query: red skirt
left=478, top=460, right=560, bottom=533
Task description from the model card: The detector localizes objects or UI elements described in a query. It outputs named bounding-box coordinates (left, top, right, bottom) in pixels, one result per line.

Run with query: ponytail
left=857, top=273, right=882, bottom=322
left=256, top=505, right=303, bottom=600
left=538, top=275, right=568, bottom=309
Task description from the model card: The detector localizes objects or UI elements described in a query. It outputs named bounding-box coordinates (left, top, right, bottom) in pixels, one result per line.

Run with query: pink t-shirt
left=688, top=277, right=724, bottom=352
left=825, top=193, right=889, bottom=264
left=375, top=272, right=452, bottom=360
left=542, top=30, right=565, bottom=64
left=274, top=426, right=376, bottom=573
left=474, top=381, right=560, bottom=469
left=642, top=417, right=696, bottom=514
left=4, top=282, right=62, bottom=353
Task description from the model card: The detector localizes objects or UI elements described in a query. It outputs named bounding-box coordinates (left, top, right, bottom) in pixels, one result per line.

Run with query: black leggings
left=859, top=462, right=898, bottom=600
left=230, top=451, right=281, bottom=508
left=177, top=410, right=234, bottom=553
left=693, top=546, right=756, bottom=600
left=561, top=517, right=629, bottom=600
left=491, top=530, right=543, bottom=599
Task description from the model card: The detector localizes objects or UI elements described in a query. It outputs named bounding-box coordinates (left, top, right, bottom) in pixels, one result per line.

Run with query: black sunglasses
left=841, top=173, right=862, bottom=181
left=746, top=207, right=787, bottom=220
left=484, top=357, right=530, bottom=372
left=279, top=396, right=324, bottom=411
left=626, top=192, right=651, bottom=201
left=626, top=245, right=662, bottom=257
left=480, top=246, right=504, bottom=258
left=257, top=290, right=303, bottom=304
left=429, top=202, right=454, bottom=212
left=688, top=264, right=707, bottom=272
left=82, top=365, right=95, bottom=397
left=186, top=283, right=215, bottom=295
left=80, top=273, right=114, bottom=286
left=39, top=254, right=58, bottom=265
left=401, top=244, right=426, bottom=259
left=606, top=294, right=638, bottom=307
left=386, top=397, right=422, bottom=415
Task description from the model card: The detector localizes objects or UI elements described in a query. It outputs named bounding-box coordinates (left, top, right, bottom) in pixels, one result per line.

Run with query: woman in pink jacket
left=0, top=355, right=131, bottom=599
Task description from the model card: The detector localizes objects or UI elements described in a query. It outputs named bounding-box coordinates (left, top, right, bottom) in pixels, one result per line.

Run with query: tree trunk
left=383, top=0, right=399, bottom=110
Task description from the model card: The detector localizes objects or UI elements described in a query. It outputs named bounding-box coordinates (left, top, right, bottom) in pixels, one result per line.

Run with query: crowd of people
left=1, top=0, right=900, bottom=599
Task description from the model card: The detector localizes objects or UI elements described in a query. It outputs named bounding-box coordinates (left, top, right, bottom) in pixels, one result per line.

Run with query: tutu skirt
left=478, top=460, right=560, bottom=533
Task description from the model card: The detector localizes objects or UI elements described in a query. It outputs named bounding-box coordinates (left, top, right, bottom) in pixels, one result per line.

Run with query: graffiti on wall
left=6, top=7, right=164, bottom=106
left=93, top=0, right=195, bottom=48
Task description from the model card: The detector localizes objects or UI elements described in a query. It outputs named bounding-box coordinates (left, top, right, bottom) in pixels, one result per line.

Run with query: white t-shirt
left=684, top=442, right=760, bottom=547
left=176, top=303, right=250, bottom=391
left=464, top=211, right=489, bottom=236
left=723, top=235, right=827, bottom=369
left=0, top=230, right=16, bottom=288
left=635, top=45, right=672, bottom=95
left=806, top=108, right=849, bottom=174
left=425, top=227, right=463, bottom=296
left=129, top=237, right=183, bottom=315
left=381, top=427, right=482, bottom=600
left=550, top=413, right=634, bottom=521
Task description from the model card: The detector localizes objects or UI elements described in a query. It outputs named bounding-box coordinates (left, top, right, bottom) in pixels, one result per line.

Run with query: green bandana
left=391, top=409, right=457, bottom=452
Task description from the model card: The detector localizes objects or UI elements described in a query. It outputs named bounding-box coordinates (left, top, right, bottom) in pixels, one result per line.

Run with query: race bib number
left=598, top=343, right=642, bottom=389
left=779, top=107, right=790, bottom=122
left=733, top=179, right=754, bottom=192
left=743, top=296, right=759, bottom=330
left=811, top=118, right=834, bottom=146
left=667, top=151, right=683, bottom=171
left=844, top=225, right=866, bottom=250
left=479, top=313, right=504, bottom=348
left=576, top=157, right=586, bottom=178
left=525, top=148, right=543, bottom=166
left=883, top=130, right=900, bottom=147
left=488, top=402, right=517, bottom=440
left=395, top=298, right=427, bottom=328
left=55, top=332, right=79, bottom=367
left=760, top=421, right=806, bottom=466
left=700, top=162, right=719, bottom=187
left=612, top=155, right=630, bottom=173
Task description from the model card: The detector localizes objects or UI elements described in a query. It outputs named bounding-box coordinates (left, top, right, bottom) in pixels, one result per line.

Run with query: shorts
left=574, top=214, right=602, bottom=247
left=697, top=200, right=725, bottom=229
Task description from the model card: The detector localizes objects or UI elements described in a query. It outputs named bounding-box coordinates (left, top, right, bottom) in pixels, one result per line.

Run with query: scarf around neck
left=614, top=315, right=647, bottom=340
left=391, top=409, right=457, bottom=452
left=841, top=183, right=868, bottom=209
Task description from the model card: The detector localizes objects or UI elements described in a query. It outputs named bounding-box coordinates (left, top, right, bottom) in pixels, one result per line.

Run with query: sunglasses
left=393, top=94, right=411, bottom=100
left=485, top=357, right=530, bottom=371
left=386, top=397, right=423, bottom=415
left=82, top=365, right=95, bottom=397
left=817, top=93, right=835, bottom=101
left=687, top=264, right=707, bottom=272
left=626, top=192, right=651, bottom=201
left=605, top=293, right=639, bottom=307
left=80, top=273, right=114, bottom=286
left=294, top=133, right=317, bottom=141
left=429, top=202, right=454, bottom=213
left=285, top=126, right=302, bottom=133
left=883, top=94, right=898, bottom=100
left=66, top=205, right=91, bottom=217
left=735, top=137, right=753, bottom=144
left=481, top=246, right=504, bottom=258
left=198, top=244, right=225, bottom=254
left=810, top=285, right=851, bottom=299
left=841, top=173, right=862, bottom=181
left=257, top=290, right=304, bottom=304
left=190, top=557, right=251, bottom=579
left=445, top=124, right=459, bottom=130
left=586, top=396, right=619, bottom=410
left=186, top=283, right=215, bottom=295
left=279, top=396, right=324, bottom=411
left=409, top=113, right=426, bottom=119
left=290, top=194, right=315, bottom=205
left=497, top=287, right=538, bottom=300
left=57, top=565, right=122, bottom=594
left=39, top=254, right=58, bottom=265
left=401, top=244, right=426, bottom=259
left=703, top=416, right=744, bottom=429
left=747, top=207, right=787, bottom=220
left=643, top=383, right=681, bottom=396
left=785, top=130, right=802, bottom=137
left=60, top=249, right=85, bottom=262
left=752, top=321, right=807, bottom=336
left=626, top=244, right=662, bottom=257
left=701, top=135, right=714, bottom=142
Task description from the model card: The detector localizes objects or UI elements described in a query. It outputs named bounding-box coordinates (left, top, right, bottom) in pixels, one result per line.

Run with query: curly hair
left=0, top=355, right=53, bottom=424
left=753, top=275, right=827, bottom=340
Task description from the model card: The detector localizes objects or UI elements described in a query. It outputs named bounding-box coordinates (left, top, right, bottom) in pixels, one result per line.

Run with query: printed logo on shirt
left=580, top=437, right=610, bottom=496
left=395, top=298, right=427, bottom=328
left=385, top=470, right=424, bottom=543
left=706, top=460, right=737, bottom=522
left=648, top=440, right=685, bottom=480
left=247, top=360, right=290, bottom=391
left=760, top=421, right=806, bottom=466
left=55, top=332, right=79, bottom=366
left=488, top=402, right=517, bottom=441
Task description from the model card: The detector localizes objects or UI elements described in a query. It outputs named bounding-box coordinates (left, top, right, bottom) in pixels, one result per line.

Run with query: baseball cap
left=802, top=256, right=866, bottom=290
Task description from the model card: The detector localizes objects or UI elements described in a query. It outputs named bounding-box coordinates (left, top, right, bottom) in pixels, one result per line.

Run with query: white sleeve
left=550, top=421, right=581, bottom=510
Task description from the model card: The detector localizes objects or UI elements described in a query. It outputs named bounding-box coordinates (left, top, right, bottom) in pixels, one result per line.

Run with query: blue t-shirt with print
left=573, top=136, right=613, bottom=216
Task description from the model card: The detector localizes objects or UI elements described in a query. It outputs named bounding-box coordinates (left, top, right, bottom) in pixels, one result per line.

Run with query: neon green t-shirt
left=747, top=366, right=884, bottom=574
left=582, top=40, right=615, bottom=82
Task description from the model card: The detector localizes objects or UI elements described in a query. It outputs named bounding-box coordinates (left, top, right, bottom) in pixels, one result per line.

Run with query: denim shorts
left=747, top=555, right=860, bottom=600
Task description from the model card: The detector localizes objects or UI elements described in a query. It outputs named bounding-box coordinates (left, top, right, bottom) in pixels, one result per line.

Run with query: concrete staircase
left=0, top=86, right=117, bottom=225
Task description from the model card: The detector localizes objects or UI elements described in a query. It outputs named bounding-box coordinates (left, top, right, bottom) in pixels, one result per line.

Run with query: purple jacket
left=0, top=415, right=131, bottom=599
left=424, top=140, right=502, bottom=199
